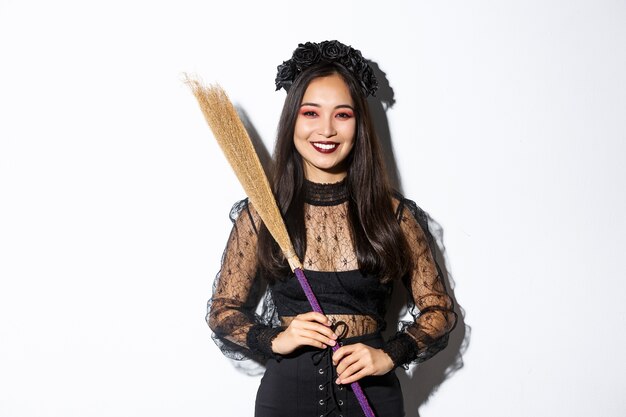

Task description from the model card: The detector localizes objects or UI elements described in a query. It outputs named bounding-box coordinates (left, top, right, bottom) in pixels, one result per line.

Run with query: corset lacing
left=311, top=320, right=349, bottom=417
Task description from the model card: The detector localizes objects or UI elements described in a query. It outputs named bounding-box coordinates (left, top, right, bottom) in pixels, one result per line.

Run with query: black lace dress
left=207, top=179, right=457, bottom=417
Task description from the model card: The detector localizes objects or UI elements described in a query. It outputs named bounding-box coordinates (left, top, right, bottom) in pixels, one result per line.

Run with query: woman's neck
left=303, top=177, right=348, bottom=206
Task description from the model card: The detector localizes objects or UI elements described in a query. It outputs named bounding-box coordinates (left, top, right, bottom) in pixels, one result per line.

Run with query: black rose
left=292, top=42, right=321, bottom=71
left=340, top=49, right=363, bottom=72
left=356, top=64, right=378, bottom=96
left=275, top=60, right=297, bottom=91
left=338, top=53, right=353, bottom=70
left=349, top=49, right=364, bottom=65
left=320, top=40, right=350, bottom=60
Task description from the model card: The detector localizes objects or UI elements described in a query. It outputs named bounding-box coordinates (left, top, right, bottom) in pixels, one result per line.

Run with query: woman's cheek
left=298, top=121, right=318, bottom=138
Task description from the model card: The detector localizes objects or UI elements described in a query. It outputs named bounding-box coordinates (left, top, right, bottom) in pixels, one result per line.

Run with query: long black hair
left=257, top=62, right=411, bottom=283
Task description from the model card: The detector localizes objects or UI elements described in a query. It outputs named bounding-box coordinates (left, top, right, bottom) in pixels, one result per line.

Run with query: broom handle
left=293, top=268, right=377, bottom=417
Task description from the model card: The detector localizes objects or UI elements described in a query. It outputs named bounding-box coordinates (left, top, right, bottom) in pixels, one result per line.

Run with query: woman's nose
left=318, top=117, right=337, bottom=138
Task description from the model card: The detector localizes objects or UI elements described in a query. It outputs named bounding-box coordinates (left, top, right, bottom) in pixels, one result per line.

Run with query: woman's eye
left=302, top=111, right=318, bottom=117
left=336, top=112, right=353, bottom=119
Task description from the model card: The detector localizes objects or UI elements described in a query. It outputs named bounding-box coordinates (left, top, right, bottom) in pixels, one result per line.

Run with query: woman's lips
left=311, top=141, right=339, bottom=154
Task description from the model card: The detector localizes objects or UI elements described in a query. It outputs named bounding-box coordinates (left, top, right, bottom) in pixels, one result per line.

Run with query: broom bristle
left=185, top=75, right=301, bottom=271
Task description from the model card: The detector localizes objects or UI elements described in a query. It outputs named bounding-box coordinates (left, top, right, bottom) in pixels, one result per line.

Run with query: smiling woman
left=206, top=40, right=457, bottom=417
left=294, top=74, right=356, bottom=183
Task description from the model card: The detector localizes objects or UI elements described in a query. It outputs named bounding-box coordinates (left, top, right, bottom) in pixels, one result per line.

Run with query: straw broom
left=186, top=77, right=377, bottom=417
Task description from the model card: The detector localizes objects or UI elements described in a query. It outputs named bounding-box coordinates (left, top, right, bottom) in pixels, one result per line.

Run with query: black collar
left=303, top=178, right=349, bottom=206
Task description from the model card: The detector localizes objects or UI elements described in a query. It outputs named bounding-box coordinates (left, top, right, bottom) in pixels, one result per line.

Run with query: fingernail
left=335, top=378, right=341, bottom=384
left=331, top=333, right=338, bottom=339
left=329, top=340, right=336, bottom=346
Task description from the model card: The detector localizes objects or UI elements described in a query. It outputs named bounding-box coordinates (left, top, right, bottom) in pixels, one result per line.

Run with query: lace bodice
left=207, top=180, right=457, bottom=368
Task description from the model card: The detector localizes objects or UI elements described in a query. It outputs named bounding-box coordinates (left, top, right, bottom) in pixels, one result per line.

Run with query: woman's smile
left=311, top=141, right=339, bottom=153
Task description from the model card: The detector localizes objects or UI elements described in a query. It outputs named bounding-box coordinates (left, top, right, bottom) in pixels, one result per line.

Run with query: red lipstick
left=311, top=141, right=339, bottom=154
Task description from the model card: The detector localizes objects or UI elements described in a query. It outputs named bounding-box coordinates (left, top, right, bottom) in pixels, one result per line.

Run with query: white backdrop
left=1, top=1, right=625, bottom=416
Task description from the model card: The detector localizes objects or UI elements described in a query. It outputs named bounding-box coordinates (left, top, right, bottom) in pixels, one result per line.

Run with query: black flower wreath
left=275, top=40, right=378, bottom=97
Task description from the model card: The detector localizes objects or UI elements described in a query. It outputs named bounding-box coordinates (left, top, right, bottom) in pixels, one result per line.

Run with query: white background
left=1, top=1, right=625, bottom=416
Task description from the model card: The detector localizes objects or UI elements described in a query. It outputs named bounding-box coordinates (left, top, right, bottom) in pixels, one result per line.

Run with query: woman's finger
left=296, top=311, right=331, bottom=325
left=296, top=320, right=337, bottom=340
left=335, top=349, right=361, bottom=375
left=338, top=367, right=369, bottom=385
left=337, top=359, right=366, bottom=384
left=297, top=329, right=336, bottom=348
left=332, top=343, right=360, bottom=365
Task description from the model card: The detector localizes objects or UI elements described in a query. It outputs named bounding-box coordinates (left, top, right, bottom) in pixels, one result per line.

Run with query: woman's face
left=293, top=73, right=356, bottom=183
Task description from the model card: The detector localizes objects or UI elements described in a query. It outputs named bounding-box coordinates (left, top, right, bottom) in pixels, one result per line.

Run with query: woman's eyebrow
left=300, top=102, right=355, bottom=110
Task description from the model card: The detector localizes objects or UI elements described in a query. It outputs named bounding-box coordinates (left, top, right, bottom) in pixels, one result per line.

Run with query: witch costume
left=206, top=41, right=458, bottom=417
left=207, top=179, right=457, bottom=417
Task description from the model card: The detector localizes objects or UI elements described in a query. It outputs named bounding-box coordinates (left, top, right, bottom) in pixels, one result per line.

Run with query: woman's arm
left=206, top=200, right=282, bottom=360
left=381, top=198, right=458, bottom=369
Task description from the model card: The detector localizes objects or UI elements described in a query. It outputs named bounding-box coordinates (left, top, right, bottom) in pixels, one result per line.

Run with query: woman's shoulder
left=227, top=197, right=250, bottom=221
left=390, top=191, right=432, bottom=234
left=227, top=198, right=262, bottom=230
left=391, top=191, right=424, bottom=218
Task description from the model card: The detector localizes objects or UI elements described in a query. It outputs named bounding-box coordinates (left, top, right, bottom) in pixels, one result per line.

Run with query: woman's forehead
left=302, top=74, right=354, bottom=106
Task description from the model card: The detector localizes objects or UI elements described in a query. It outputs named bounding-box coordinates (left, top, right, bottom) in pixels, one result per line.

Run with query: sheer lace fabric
left=390, top=198, right=458, bottom=364
left=207, top=180, right=457, bottom=368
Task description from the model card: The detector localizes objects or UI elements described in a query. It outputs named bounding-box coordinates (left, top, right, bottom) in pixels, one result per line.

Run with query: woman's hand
left=271, top=312, right=338, bottom=355
left=332, top=344, right=394, bottom=384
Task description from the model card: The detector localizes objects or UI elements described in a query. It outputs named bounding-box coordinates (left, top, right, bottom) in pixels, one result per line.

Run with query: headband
left=274, top=40, right=378, bottom=97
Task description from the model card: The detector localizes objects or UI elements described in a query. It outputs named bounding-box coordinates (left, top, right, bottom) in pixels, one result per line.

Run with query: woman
left=207, top=40, right=457, bottom=417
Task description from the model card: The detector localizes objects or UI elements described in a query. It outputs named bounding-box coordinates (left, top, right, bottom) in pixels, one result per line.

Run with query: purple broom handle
left=294, top=268, right=377, bottom=417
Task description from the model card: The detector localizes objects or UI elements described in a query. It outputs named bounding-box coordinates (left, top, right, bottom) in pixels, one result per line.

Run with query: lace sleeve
left=382, top=198, right=458, bottom=369
left=206, top=199, right=283, bottom=362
